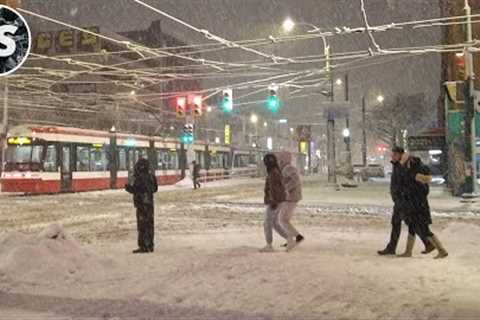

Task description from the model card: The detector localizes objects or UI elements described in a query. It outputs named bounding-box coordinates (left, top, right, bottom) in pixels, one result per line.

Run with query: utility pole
left=361, top=96, right=367, bottom=166
left=323, top=36, right=336, bottom=184
left=1, top=81, right=8, bottom=175
left=464, top=0, right=477, bottom=196
left=344, top=74, right=352, bottom=167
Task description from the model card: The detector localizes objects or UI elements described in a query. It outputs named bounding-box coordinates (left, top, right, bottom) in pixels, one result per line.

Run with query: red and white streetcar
left=1, top=124, right=306, bottom=194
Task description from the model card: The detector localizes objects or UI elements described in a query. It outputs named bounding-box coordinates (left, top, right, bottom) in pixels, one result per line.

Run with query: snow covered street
left=1, top=179, right=480, bottom=319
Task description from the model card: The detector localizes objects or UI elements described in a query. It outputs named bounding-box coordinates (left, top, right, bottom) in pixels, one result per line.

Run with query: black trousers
left=193, top=176, right=201, bottom=189
left=136, top=204, right=154, bottom=250
left=387, top=206, right=429, bottom=251
left=405, top=214, right=434, bottom=242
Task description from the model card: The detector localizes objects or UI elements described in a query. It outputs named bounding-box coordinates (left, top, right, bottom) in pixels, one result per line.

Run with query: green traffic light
left=179, top=133, right=194, bottom=144
left=221, top=97, right=233, bottom=113
left=266, top=95, right=279, bottom=112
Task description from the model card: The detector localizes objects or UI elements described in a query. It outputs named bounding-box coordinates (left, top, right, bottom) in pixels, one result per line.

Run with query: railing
left=200, top=167, right=261, bottom=183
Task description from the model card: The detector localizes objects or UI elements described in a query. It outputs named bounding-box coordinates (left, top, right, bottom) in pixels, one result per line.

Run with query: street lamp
left=342, top=128, right=350, bottom=138
left=377, top=95, right=385, bottom=103
left=206, top=106, right=212, bottom=112
left=250, top=114, right=258, bottom=124
left=282, top=17, right=295, bottom=33
left=263, top=121, right=268, bottom=127
left=336, top=78, right=343, bottom=86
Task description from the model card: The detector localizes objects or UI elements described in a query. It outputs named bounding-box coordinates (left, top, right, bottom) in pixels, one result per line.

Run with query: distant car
left=355, top=164, right=385, bottom=182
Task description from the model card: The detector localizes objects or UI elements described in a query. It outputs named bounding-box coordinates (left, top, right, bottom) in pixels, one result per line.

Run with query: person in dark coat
left=192, top=161, right=201, bottom=189
left=378, top=147, right=434, bottom=256
left=398, top=153, right=448, bottom=259
left=260, top=153, right=288, bottom=252
left=125, top=158, right=158, bottom=254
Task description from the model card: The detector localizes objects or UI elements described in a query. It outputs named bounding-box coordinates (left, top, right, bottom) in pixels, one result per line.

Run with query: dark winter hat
left=263, top=153, right=278, bottom=167
left=135, top=158, right=150, bottom=173
left=391, top=146, right=405, bottom=154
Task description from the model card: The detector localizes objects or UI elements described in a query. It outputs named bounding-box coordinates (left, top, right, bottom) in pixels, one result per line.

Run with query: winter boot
left=286, top=237, right=298, bottom=252
left=398, top=235, right=415, bottom=258
left=421, top=242, right=436, bottom=255
left=377, top=245, right=396, bottom=256
left=259, top=244, right=275, bottom=253
left=428, top=235, right=448, bottom=259
left=132, top=248, right=148, bottom=254
left=281, top=234, right=305, bottom=248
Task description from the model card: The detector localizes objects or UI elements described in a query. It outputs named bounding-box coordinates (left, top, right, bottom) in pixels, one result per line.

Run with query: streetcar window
left=169, top=151, right=178, bottom=170
left=44, top=145, right=57, bottom=172
left=6, top=146, right=31, bottom=163
left=234, top=154, right=249, bottom=168
left=118, top=148, right=127, bottom=171
left=90, top=148, right=107, bottom=171
left=195, top=151, right=204, bottom=168
left=32, top=145, right=44, bottom=163
left=76, top=146, right=90, bottom=171
left=157, top=149, right=178, bottom=170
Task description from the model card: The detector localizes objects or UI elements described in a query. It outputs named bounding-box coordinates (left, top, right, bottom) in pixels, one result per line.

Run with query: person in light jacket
left=277, top=151, right=304, bottom=252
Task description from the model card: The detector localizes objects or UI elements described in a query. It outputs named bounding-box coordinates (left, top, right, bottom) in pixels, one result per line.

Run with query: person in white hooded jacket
left=277, top=151, right=304, bottom=252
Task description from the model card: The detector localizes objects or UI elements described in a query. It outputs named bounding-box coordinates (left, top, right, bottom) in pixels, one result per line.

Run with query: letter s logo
left=0, top=5, right=31, bottom=76
left=0, top=25, right=18, bottom=57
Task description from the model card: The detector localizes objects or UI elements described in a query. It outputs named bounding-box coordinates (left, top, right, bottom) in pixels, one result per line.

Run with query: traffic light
left=266, top=84, right=280, bottom=113
left=180, top=123, right=194, bottom=144
left=192, top=95, right=203, bottom=116
left=220, top=88, right=233, bottom=113
left=176, top=97, right=186, bottom=117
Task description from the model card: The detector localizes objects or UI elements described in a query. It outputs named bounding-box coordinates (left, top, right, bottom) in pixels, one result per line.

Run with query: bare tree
left=366, top=93, right=434, bottom=147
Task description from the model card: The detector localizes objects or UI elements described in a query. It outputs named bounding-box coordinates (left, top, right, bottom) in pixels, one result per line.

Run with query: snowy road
left=1, top=179, right=480, bottom=319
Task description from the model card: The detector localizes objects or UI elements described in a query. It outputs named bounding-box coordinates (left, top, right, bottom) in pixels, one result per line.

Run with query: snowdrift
left=0, top=224, right=114, bottom=285
left=174, top=176, right=194, bottom=188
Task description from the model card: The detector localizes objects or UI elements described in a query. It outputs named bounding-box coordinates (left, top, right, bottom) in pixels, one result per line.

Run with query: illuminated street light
left=130, top=90, right=136, bottom=96
left=342, top=128, right=350, bottom=138
left=250, top=114, right=258, bottom=124
left=282, top=17, right=295, bottom=33
left=263, top=121, right=268, bottom=127
left=336, top=78, right=343, bottom=85
left=207, top=106, right=212, bottom=112
left=290, top=127, right=295, bottom=133
left=377, top=95, right=385, bottom=103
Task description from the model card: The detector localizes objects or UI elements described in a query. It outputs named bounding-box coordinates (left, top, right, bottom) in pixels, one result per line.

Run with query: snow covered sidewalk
left=1, top=220, right=480, bottom=320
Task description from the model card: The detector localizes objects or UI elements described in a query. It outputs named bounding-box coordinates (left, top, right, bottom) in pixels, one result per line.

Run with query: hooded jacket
left=125, top=159, right=158, bottom=208
left=264, top=166, right=287, bottom=207
left=277, top=151, right=302, bottom=203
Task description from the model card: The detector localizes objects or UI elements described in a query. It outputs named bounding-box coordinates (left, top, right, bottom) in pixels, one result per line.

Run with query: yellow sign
left=92, top=143, right=103, bottom=148
left=299, top=141, right=307, bottom=154
left=58, top=30, right=74, bottom=48
left=8, top=137, right=31, bottom=145
left=224, top=124, right=231, bottom=145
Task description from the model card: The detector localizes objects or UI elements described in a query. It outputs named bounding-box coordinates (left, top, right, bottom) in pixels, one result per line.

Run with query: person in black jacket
left=399, top=154, right=448, bottom=259
left=378, top=147, right=434, bottom=256
left=125, top=158, right=158, bottom=254
left=192, top=161, right=201, bottom=189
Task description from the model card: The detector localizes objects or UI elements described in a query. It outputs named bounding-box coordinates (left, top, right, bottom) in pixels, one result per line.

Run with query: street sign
left=224, top=124, right=231, bottom=145
left=408, top=136, right=446, bottom=151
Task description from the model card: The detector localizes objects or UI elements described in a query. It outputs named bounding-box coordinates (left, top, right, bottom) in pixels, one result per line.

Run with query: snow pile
left=174, top=176, right=194, bottom=188
left=0, top=224, right=114, bottom=284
